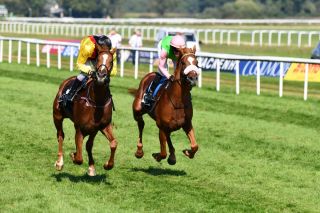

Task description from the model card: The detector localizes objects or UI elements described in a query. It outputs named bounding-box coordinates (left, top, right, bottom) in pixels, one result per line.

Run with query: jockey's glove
left=88, top=68, right=95, bottom=76
left=169, top=75, right=175, bottom=82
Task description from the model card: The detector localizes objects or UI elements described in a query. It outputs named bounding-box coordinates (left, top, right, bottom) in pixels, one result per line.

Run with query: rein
left=79, top=81, right=115, bottom=110
left=149, top=52, right=195, bottom=111
left=166, top=80, right=191, bottom=109
left=165, top=52, right=195, bottom=109
left=80, top=96, right=113, bottom=109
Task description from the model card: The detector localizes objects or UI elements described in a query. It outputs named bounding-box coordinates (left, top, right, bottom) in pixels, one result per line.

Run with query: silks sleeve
left=158, top=50, right=170, bottom=79
left=110, top=51, right=117, bottom=76
left=76, top=37, right=96, bottom=74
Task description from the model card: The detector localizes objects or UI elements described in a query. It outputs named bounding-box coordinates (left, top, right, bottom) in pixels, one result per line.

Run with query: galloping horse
left=132, top=46, right=199, bottom=165
left=53, top=48, right=117, bottom=176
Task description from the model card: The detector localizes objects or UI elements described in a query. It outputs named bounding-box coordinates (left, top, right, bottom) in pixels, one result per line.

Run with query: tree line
left=1, top=0, right=320, bottom=18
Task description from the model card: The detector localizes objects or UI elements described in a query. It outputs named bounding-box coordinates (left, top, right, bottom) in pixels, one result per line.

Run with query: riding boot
left=65, top=78, right=83, bottom=103
left=143, top=74, right=162, bottom=106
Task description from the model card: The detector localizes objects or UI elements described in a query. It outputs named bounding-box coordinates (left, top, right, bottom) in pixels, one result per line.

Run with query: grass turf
left=0, top=62, right=319, bottom=212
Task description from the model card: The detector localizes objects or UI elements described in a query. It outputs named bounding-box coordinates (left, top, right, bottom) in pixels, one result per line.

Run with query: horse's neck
left=89, top=82, right=110, bottom=104
left=170, top=80, right=190, bottom=95
left=168, top=74, right=190, bottom=103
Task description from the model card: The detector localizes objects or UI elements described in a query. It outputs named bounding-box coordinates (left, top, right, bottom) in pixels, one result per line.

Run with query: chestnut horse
left=132, top=46, right=199, bottom=165
left=53, top=48, right=117, bottom=176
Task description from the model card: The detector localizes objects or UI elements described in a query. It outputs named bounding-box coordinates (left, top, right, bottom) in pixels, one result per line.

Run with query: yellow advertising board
left=284, top=63, right=320, bottom=82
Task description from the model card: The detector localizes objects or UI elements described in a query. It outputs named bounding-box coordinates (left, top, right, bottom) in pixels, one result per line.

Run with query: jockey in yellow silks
left=65, top=35, right=116, bottom=102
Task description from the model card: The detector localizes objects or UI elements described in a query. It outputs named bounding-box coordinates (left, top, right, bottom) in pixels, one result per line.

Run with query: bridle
left=177, top=52, right=199, bottom=86
left=180, top=52, right=196, bottom=61
left=96, top=51, right=113, bottom=74
left=89, top=51, right=114, bottom=86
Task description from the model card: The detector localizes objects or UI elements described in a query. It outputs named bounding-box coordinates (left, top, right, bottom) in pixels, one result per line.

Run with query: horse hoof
left=70, top=152, right=83, bottom=165
left=152, top=153, right=165, bottom=162
left=135, top=150, right=144, bottom=159
left=87, top=167, right=96, bottom=177
left=182, top=149, right=195, bottom=159
left=54, top=161, right=64, bottom=171
left=104, top=162, right=114, bottom=170
left=70, top=152, right=75, bottom=161
left=167, top=156, right=176, bottom=165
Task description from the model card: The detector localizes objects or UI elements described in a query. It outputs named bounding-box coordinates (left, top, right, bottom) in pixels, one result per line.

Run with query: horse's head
left=175, top=46, right=200, bottom=87
left=92, top=47, right=116, bottom=86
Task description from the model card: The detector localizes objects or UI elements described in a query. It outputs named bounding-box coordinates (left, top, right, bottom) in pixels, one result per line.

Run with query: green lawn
left=0, top=62, right=320, bottom=212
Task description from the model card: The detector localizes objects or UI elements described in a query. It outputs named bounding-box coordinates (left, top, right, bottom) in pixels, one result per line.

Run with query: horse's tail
left=128, top=88, right=138, bottom=96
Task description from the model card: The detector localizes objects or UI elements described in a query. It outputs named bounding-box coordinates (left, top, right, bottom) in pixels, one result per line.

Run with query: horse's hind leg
left=133, top=101, right=145, bottom=158
left=54, top=117, right=65, bottom=171
left=86, top=133, right=97, bottom=176
left=101, top=123, right=117, bottom=170
left=166, top=133, right=176, bottom=165
left=182, top=123, right=198, bottom=159
left=152, top=129, right=167, bottom=162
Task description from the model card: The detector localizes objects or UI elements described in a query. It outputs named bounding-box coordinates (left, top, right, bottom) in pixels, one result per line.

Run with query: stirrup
left=142, top=93, right=153, bottom=107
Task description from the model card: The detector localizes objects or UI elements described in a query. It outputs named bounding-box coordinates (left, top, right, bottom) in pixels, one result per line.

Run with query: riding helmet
left=94, top=35, right=112, bottom=49
left=170, top=35, right=186, bottom=49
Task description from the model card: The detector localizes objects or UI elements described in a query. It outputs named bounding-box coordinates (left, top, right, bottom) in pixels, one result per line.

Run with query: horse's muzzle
left=186, top=76, right=198, bottom=87
left=95, top=72, right=109, bottom=85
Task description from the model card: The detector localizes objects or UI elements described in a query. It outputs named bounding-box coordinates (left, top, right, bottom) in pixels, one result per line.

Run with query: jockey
left=143, top=34, right=186, bottom=106
left=65, top=35, right=112, bottom=103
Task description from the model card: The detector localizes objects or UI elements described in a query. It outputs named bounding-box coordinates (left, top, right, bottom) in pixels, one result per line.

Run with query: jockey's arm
left=76, top=38, right=95, bottom=74
left=158, top=50, right=171, bottom=79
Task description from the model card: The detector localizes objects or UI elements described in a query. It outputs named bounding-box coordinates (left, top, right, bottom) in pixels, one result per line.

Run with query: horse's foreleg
left=182, top=124, right=198, bottom=159
left=135, top=116, right=145, bottom=158
left=86, top=133, right=97, bottom=176
left=70, top=128, right=84, bottom=165
left=54, top=118, right=65, bottom=171
left=152, top=129, right=167, bottom=162
left=133, top=104, right=145, bottom=158
left=101, top=124, right=117, bottom=170
left=166, top=133, right=176, bottom=165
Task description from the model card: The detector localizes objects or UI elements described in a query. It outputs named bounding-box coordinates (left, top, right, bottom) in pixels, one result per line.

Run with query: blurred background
left=1, top=0, right=320, bottom=19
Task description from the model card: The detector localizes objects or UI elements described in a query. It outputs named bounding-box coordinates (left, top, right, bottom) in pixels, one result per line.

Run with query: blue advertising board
left=198, top=56, right=291, bottom=77
left=198, top=56, right=236, bottom=73
left=239, top=60, right=291, bottom=77
left=62, top=46, right=79, bottom=57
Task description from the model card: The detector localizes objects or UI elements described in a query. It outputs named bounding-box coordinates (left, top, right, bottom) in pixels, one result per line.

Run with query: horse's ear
left=192, top=45, right=196, bottom=54
left=110, top=48, right=116, bottom=55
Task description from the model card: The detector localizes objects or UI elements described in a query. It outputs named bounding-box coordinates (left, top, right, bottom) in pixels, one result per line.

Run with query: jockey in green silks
left=142, top=35, right=186, bottom=106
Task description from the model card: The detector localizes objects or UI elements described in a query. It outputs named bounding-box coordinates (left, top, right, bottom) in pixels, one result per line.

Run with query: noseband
left=176, top=53, right=199, bottom=87
left=97, top=63, right=112, bottom=73
left=180, top=53, right=200, bottom=74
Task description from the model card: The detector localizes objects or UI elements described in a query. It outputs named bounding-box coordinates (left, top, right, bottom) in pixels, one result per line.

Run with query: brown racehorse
left=132, top=46, right=199, bottom=165
left=53, top=48, right=117, bottom=176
